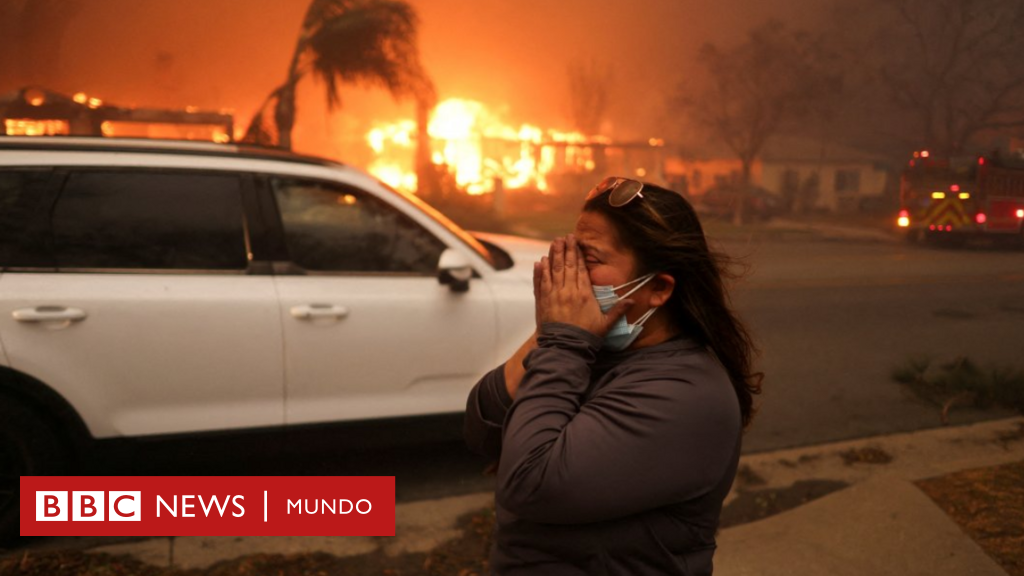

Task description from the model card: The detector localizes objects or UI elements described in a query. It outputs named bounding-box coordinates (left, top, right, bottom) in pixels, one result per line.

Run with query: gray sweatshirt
left=464, top=322, right=742, bottom=575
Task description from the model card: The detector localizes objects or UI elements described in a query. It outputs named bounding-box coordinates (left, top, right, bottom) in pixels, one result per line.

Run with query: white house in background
left=665, top=136, right=893, bottom=212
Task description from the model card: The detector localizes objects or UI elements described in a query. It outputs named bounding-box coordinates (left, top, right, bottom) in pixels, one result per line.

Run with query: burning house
left=0, top=87, right=234, bottom=143
left=366, top=97, right=667, bottom=201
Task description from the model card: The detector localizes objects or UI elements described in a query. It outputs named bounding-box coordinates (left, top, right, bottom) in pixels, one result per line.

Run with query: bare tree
left=566, top=59, right=612, bottom=136
left=678, top=21, right=842, bottom=224
left=840, top=0, right=1024, bottom=155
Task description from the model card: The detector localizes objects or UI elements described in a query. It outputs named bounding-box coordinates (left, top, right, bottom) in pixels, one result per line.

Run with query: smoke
left=2, top=0, right=826, bottom=158
left=412, top=0, right=827, bottom=138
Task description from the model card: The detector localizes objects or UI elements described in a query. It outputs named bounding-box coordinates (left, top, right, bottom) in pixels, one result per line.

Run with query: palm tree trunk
left=414, top=96, right=436, bottom=200
left=273, top=26, right=310, bottom=150
left=274, top=79, right=299, bottom=150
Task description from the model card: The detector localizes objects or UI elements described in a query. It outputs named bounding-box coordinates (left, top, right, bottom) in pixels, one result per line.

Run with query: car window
left=379, top=181, right=496, bottom=268
left=52, top=170, right=248, bottom=270
left=271, top=178, right=445, bottom=274
left=0, top=169, right=55, bottom=268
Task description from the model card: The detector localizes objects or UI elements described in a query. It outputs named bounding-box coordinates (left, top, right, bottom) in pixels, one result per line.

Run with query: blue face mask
left=592, top=273, right=659, bottom=352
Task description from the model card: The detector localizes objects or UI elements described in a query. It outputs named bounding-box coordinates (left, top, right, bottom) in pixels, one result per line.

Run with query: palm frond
left=304, top=0, right=432, bottom=110
left=302, top=0, right=358, bottom=32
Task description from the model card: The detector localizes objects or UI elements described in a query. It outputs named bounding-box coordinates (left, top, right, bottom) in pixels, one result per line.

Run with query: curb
left=725, top=416, right=1024, bottom=508
left=765, top=218, right=899, bottom=244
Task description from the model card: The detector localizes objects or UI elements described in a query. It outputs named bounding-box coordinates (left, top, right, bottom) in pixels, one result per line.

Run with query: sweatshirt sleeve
left=463, top=363, right=514, bottom=459
left=496, top=322, right=741, bottom=525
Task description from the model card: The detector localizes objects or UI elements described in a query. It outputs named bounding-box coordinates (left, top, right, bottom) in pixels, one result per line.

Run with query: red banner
left=20, top=476, right=395, bottom=537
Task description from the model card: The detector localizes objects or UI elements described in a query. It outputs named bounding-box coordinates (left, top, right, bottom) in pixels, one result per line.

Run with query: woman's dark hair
left=584, top=183, right=763, bottom=428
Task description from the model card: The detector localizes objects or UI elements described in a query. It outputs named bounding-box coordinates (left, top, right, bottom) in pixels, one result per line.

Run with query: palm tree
left=243, top=0, right=435, bottom=150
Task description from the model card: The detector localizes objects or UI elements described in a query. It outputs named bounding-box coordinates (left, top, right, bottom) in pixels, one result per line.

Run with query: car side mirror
left=437, top=248, right=474, bottom=293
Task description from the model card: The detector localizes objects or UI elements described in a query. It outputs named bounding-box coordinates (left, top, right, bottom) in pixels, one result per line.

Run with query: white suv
left=0, top=137, right=545, bottom=537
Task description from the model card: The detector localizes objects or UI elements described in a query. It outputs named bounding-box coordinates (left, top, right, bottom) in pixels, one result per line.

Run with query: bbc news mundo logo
left=21, top=476, right=395, bottom=537
left=36, top=491, right=142, bottom=521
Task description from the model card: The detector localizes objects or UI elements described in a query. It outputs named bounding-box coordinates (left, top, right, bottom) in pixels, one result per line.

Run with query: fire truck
left=897, top=150, right=1024, bottom=245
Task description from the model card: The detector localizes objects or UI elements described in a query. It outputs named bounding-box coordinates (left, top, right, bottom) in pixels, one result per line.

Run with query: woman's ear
left=648, top=273, right=675, bottom=307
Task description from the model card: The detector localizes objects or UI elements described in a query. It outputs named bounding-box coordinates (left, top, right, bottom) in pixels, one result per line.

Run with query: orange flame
left=367, top=98, right=602, bottom=195
left=4, top=119, right=69, bottom=136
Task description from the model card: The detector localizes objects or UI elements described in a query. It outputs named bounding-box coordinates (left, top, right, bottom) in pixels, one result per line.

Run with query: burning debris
left=367, top=97, right=663, bottom=196
left=1, top=86, right=234, bottom=142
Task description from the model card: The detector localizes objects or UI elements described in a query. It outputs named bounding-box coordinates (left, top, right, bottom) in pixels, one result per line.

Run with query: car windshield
left=380, top=181, right=496, bottom=268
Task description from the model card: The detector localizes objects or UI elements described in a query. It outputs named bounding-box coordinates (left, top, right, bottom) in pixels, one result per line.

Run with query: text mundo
left=21, top=476, right=396, bottom=537
left=287, top=498, right=372, bottom=515
left=36, top=492, right=374, bottom=520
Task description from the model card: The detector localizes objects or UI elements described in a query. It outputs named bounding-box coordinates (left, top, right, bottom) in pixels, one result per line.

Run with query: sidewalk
left=507, top=214, right=902, bottom=245
left=715, top=416, right=1024, bottom=576
left=693, top=215, right=901, bottom=245
left=717, top=477, right=1007, bottom=576
left=46, top=417, right=1024, bottom=573
left=764, top=217, right=899, bottom=243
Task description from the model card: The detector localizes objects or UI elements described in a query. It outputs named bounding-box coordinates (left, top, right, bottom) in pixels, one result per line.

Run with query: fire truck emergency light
left=1017, top=209, right=1024, bottom=218
left=932, top=192, right=946, bottom=199
left=958, top=193, right=970, bottom=200
left=897, top=209, right=910, bottom=228
left=975, top=213, right=987, bottom=225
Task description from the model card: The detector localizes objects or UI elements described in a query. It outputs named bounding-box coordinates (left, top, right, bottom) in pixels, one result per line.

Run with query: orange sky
left=7, top=0, right=825, bottom=162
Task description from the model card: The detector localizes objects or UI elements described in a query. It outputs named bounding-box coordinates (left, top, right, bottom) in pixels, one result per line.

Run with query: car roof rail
left=0, top=136, right=345, bottom=168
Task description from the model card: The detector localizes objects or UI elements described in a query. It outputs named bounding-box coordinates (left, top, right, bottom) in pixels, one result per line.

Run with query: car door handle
left=290, top=304, right=350, bottom=320
left=12, top=306, right=88, bottom=323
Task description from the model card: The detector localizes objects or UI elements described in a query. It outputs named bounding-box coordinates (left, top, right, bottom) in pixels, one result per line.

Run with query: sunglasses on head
left=585, top=176, right=645, bottom=207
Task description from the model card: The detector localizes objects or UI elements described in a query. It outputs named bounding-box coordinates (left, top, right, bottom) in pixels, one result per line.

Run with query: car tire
left=0, top=397, right=69, bottom=541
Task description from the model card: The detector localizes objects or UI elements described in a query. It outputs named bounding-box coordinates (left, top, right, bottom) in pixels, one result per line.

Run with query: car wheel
left=0, top=397, right=69, bottom=541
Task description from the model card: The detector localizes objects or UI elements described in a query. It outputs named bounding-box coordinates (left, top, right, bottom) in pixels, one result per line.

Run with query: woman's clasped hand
left=532, top=234, right=633, bottom=338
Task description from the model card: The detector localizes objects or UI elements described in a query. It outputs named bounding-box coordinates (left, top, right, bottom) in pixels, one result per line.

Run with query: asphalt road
left=725, top=237, right=1024, bottom=453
